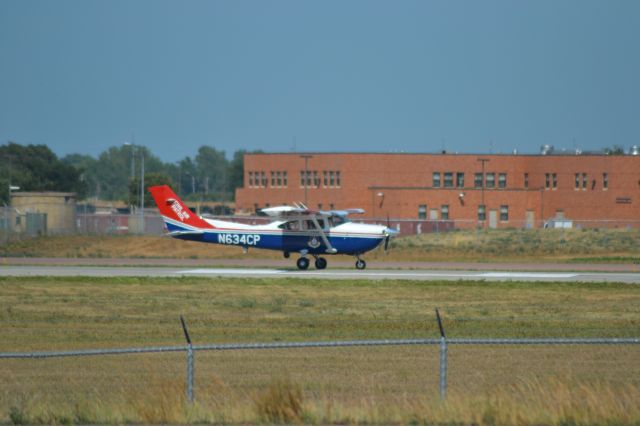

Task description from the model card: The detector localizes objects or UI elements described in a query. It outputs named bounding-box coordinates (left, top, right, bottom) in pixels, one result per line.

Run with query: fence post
left=436, top=308, right=447, bottom=400
left=180, top=315, right=194, bottom=403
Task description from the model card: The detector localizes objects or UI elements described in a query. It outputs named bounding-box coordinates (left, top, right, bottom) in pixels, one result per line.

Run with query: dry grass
left=2, top=228, right=640, bottom=263
left=1, top=276, right=638, bottom=351
left=0, top=276, right=638, bottom=424
left=3, top=366, right=640, bottom=424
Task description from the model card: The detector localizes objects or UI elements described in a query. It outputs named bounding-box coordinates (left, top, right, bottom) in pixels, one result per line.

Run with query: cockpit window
left=278, top=220, right=300, bottom=231
left=329, top=216, right=347, bottom=226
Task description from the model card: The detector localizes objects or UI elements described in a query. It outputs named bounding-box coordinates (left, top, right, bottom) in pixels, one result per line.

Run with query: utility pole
left=299, top=154, right=313, bottom=206
left=140, top=150, right=145, bottom=234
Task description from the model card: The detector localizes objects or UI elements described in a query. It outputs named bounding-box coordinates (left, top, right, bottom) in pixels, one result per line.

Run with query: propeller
left=382, top=215, right=397, bottom=252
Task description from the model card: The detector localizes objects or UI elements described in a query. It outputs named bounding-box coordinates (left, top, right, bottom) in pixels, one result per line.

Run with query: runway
left=1, top=265, right=639, bottom=283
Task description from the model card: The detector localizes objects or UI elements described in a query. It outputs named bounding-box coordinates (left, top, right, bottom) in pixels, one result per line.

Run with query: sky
left=1, top=0, right=639, bottom=161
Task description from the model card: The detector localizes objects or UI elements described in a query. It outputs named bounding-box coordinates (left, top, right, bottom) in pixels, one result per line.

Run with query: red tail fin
left=148, top=185, right=214, bottom=229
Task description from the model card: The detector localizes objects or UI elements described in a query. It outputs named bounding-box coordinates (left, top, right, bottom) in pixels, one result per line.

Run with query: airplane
left=148, top=185, right=397, bottom=270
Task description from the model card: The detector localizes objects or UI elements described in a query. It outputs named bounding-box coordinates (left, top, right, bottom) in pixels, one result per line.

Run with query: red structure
left=235, top=152, right=640, bottom=229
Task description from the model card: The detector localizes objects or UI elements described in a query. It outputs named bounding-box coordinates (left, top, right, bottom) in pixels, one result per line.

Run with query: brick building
left=235, top=152, right=640, bottom=228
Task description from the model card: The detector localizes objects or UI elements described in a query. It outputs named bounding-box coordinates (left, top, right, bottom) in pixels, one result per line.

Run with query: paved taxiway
left=1, top=265, right=639, bottom=283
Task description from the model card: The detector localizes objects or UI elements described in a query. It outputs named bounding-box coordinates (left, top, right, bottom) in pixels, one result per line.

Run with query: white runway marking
left=480, top=272, right=578, bottom=279
left=0, top=266, right=637, bottom=282
left=179, top=269, right=579, bottom=279
left=182, top=268, right=289, bottom=275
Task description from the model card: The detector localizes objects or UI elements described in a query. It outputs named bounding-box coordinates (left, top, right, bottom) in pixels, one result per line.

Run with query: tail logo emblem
left=170, top=201, right=191, bottom=222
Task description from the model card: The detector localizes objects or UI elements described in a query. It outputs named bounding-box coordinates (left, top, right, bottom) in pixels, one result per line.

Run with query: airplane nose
left=383, top=227, right=398, bottom=236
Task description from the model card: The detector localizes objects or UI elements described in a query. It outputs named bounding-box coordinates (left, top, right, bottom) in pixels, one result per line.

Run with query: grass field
left=1, top=276, right=639, bottom=424
left=2, top=227, right=640, bottom=263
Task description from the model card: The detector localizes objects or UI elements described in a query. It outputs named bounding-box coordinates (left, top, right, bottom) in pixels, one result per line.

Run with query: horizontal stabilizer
left=167, top=230, right=205, bottom=237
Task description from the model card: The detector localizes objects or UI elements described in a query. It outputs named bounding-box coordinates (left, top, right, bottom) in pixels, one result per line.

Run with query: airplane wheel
left=296, top=257, right=310, bottom=270
left=355, top=259, right=366, bottom=270
left=315, top=257, right=327, bottom=270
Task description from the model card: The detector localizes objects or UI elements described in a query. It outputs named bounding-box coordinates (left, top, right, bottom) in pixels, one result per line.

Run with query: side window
left=279, top=220, right=300, bottom=231
left=329, top=216, right=345, bottom=227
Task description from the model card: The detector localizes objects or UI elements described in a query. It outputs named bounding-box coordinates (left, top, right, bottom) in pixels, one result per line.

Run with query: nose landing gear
left=355, top=258, right=366, bottom=270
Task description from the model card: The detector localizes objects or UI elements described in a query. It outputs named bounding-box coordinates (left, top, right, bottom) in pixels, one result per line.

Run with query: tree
left=194, top=146, right=229, bottom=200
left=0, top=142, right=86, bottom=203
left=129, top=172, right=174, bottom=208
left=603, top=145, right=626, bottom=155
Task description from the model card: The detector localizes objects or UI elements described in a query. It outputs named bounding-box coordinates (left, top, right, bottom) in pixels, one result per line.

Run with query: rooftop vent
left=540, top=144, right=554, bottom=155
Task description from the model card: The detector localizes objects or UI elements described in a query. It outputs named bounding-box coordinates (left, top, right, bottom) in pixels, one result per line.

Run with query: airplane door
left=489, top=210, right=498, bottom=229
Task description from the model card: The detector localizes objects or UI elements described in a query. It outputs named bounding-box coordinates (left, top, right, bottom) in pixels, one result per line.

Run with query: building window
left=249, top=171, right=254, bottom=187
left=474, top=173, right=483, bottom=188
left=329, top=203, right=334, bottom=210
left=456, top=172, right=465, bottom=188
left=318, top=203, right=323, bottom=210
left=603, top=173, right=608, bottom=190
left=300, top=171, right=313, bottom=187
left=498, top=173, right=507, bottom=188
left=276, top=171, right=281, bottom=187
left=552, top=173, right=557, bottom=189
left=418, top=204, right=427, bottom=219
left=478, top=205, right=486, bottom=221
left=283, top=171, right=288, bottom=187
left=582, top=173, right=587, bottom=190
left=485, top=173, right=495, bottom=188
left=441, top=205, right=449, bottom=220
left=524, top=173, right=529, bottom=189
left=575, top=173, right=580, bottom=190
left=433, top=172, right=441, bottom=188
left=500, top=205, right=509, bottom=221
left=444, top=172, right=453, bottom=188
left=545, top=173, right=550, bottom=189
left=270, top=171, right=276, bottom=187
left=321, top=170, right=341, bottom=188
left=261, top=171, right=267, bottom=187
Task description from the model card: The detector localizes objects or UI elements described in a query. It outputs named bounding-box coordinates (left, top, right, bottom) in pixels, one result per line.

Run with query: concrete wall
left=11, top=192, right=77, bottom=235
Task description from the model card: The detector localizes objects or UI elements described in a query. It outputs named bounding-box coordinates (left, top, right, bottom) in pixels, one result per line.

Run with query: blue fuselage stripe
left=165, top=222, right=384, bottom=254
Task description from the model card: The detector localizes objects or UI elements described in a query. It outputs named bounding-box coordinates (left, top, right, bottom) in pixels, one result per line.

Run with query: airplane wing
left=260, top=205, right=365, bottom=218
left=328, top=208, right=365, bottom=216
left=260, top=206, right=318, bottom=217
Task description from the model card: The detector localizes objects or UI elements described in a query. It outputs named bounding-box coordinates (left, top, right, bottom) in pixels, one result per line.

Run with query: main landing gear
left=294, top=255, right=367, bottom=270
left=296, top=257, right=310, bottom=270
left=295, top=256, right=328, bottom=270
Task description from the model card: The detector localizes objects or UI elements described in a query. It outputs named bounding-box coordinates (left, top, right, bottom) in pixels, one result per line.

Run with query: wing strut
left=311, top=217, right=337, bottom=254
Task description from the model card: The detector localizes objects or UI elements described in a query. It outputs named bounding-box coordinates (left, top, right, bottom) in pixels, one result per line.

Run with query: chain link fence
left=2, top=332, right=639, bottom=423
left=3, top=206, right=640, bottom=239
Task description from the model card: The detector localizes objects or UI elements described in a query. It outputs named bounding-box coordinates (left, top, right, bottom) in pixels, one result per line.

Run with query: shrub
left=253, top=378, right=304, bottom=423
